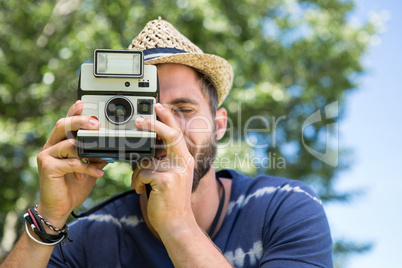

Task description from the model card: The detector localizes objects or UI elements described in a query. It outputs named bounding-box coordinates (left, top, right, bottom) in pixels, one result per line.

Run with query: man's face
left=156, top=63, right=219, bottom=192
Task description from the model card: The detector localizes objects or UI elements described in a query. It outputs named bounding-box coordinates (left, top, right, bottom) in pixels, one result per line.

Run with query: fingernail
left=97, top=169, right=104, bottom=176
left=89, top=118, right=99, bottom=127
left=155, top=103, right=165, bottom=110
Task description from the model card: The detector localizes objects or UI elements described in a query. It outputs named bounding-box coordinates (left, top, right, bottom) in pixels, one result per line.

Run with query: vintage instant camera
left=76, top=49, right=159, bottom=162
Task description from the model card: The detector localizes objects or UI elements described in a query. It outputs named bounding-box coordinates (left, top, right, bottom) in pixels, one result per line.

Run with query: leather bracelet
left=24, top=212, right=67, bottom=246
left=25, top=221, right=66, bottom=246
left=32, top=205, right=69, bottom=234
left=24, top=206, right=70, bottom=246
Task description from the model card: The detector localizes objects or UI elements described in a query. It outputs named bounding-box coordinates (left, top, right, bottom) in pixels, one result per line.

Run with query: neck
left=191, top=167, right=221, bottom=233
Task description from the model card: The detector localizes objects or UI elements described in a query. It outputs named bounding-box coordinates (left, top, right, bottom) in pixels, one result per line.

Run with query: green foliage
left=333, top=240, right=373, bottom=268
left=0, top=0, right=377, bottom=264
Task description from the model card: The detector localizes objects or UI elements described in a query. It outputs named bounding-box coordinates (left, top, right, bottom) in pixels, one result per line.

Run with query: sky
left=324, top=0, right=402, bottom=267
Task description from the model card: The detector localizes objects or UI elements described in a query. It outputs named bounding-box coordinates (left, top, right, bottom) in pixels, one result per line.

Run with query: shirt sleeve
left=260, top=182, right=333, bottom=267
left=47, top=219, right=88, bottom=268
left=47, top=243, right=69, bottom=267
left=47, top=233, right=86, bottom=268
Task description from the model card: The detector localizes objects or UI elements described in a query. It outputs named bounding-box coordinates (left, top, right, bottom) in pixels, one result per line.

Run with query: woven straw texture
left=129, top=19, right=203, bottom=54
left=128, top=18, right=233, bottom=107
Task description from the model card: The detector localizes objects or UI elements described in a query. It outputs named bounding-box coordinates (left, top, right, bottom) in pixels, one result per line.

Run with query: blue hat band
left=143, top=47, right=188, bottom=61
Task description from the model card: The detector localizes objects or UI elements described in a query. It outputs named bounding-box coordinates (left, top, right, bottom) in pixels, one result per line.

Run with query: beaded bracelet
left=24, top=206, right=69, bottom=246
left=32, top=205, right=69, bottom=234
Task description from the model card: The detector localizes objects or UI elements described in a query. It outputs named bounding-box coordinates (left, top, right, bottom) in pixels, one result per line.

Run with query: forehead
left=156, top=64, right=206, bottom=105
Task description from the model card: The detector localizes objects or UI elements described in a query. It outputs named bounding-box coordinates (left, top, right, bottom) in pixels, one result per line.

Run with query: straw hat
left=128, top=17, right=233, bottom=107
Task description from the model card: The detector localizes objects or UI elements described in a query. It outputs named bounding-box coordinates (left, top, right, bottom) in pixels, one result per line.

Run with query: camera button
left=138, top=82, right=149, bottom=87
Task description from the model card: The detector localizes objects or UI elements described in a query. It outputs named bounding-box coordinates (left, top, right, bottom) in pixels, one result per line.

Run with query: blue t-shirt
left=49, top=169, right=333, bottom=267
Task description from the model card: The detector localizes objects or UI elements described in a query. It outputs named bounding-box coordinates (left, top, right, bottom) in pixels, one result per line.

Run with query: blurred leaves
left=0, top=0, right=381, bottom=264
left=333, top=240, right=373, bottom=268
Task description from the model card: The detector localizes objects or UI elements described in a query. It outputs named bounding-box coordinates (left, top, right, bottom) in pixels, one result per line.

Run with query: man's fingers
left=45, top=139, right=78, bottom=159
left=131, top=167, right=144, bottom=193
left=66, top=100, right=84, bottom=117
left=92, top=161, right=109, bottom=170
left=135, top=116, right=187, bottom=155
left=131, top=169, right=160, bottom=194
left=54, top=158, right=105, bottom=179
left=72, top=160, right=108, bottom=180
left=154, top=103, right=181, bottom=130
left=44, top=115, right=100, bottom=149
left=130, top=158, right=192, bottom=194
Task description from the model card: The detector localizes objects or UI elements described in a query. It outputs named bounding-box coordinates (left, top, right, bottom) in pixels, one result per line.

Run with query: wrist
left=36, top=204, right=69, bottom=234
left=24, top=206, right=69, bottom=246
left=158, top=217, right=200, bottom=242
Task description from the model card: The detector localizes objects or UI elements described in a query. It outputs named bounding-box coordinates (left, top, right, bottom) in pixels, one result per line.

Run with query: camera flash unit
left=94, top=49, right=144, bottom=78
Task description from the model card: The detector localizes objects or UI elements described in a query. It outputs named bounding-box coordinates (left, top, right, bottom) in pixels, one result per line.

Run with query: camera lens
left=105, top=96, right=134, bottom=124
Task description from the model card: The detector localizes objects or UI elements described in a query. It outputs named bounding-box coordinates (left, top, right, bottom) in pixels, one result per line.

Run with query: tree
left=0, top=0, right=377, bottom=265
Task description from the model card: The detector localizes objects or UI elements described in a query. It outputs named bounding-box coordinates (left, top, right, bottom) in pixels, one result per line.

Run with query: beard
left=131, top=130, right=218, bottom=193
left=186, top=132, right=217, bottom=192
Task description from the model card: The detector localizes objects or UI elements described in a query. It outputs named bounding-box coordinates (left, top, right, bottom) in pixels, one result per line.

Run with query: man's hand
left=130, top=103, right=231, bottom=267
left=2, top=100, right=108, bottom=268
left=131, top=103, right=196, bottom=236
left=36, top=100, right=107, bottom=228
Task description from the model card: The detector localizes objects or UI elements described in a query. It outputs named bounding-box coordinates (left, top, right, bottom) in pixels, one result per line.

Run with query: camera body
left=76, top=49, right=158, bottom=162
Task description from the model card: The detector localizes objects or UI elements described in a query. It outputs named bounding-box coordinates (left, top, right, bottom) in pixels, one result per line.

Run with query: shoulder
left=49, top=190, right=143, bottom=267
left=69, top=190, right=141, bottom=231
left=74, top=190, right=139, bottom=217
left=217, top=169, right=333, bottom=267
left=218, top=169, right=322, bottom=214
left=218, top=168, right=314, bottom=190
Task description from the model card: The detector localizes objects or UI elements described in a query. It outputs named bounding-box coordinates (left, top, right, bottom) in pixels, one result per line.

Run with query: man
left=2, top=18, right=332, bottom=267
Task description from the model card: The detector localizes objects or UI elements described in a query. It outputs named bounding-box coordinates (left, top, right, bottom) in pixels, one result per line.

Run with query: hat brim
left=144, top=53, right=233, bottom=107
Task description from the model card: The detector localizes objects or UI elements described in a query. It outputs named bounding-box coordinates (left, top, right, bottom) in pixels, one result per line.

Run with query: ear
left=215, top=108, right=227, bottom=141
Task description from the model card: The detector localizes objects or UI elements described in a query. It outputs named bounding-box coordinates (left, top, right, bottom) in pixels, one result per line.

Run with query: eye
left=171, top=106, right=195, bottom=115
left=178, top=109, right=193, bottom=113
